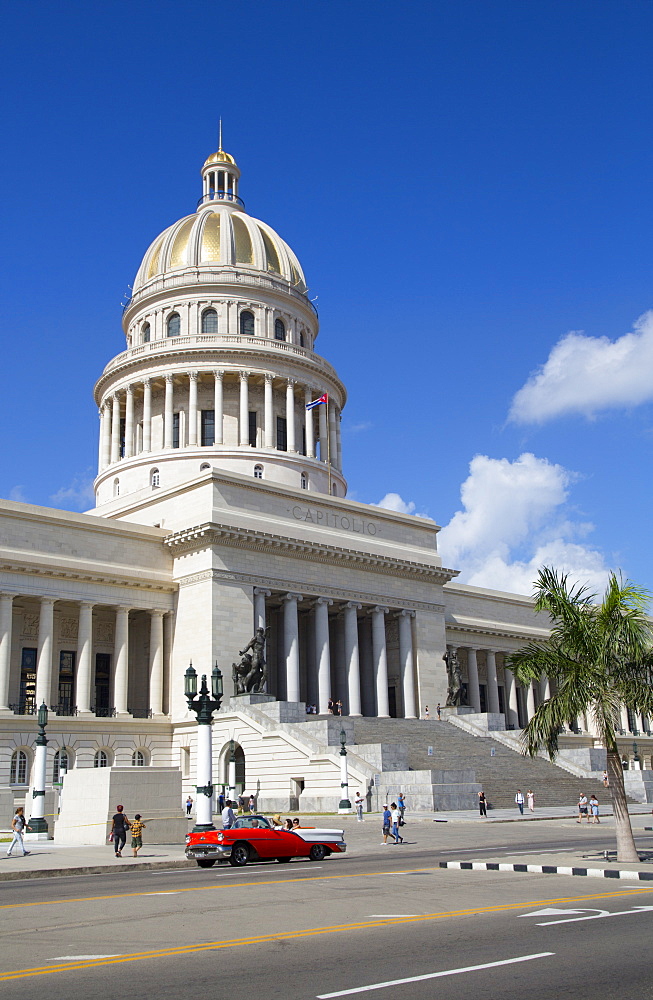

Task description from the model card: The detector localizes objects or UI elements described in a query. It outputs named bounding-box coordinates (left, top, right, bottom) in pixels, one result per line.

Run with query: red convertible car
left=185, top=815, right=347, bottom=868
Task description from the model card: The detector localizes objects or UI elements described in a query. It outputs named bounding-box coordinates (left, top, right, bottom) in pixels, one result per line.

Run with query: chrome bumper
left=185, top=844, right=232, bottom=861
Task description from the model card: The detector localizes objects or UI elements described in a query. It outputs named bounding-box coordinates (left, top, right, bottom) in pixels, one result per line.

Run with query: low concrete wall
left=54, top=767, right=187, bottom=845
left=372, top=769, right=480, bottom=812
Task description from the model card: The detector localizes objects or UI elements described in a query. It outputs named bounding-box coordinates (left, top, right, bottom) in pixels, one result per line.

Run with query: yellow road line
left=0, top=884, right=651, bottom=982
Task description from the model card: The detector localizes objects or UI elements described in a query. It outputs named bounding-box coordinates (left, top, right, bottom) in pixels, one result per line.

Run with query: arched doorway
left=218, top=741, right=246, bottom=798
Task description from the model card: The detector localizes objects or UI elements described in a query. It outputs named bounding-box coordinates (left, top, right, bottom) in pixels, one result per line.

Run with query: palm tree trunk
left=607, top=748, right=640, bottom=863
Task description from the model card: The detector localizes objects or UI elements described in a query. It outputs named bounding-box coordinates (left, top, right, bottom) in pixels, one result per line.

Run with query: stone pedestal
left=225, top=694, right=276, bottom=709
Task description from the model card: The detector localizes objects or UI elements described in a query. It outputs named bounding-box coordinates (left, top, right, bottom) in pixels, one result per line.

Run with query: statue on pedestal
left=232, top=627, right=268, bottom=694
left=443, top=647, right=465, bottom=707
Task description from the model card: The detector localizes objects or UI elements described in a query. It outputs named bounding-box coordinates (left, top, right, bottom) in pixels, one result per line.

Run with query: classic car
left=185, top=815, right=347, bottom=867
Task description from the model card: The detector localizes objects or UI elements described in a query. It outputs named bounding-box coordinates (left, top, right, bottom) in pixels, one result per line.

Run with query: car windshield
left=233, top=816, right=271, bottom=829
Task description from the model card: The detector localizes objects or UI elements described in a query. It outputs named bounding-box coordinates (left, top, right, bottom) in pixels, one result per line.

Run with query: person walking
left=6, top=807, right=31, bottom=857
left=397, top=792, right=406, bottom=821
left=527, top=789, right=535, bottom=812
left=478, top=790, right=487, bottom=817
left=577, top=792, right=589, bottom=823
left=110, top=804, right=130, bottom=858
left=602, top=770, right=609, bottom=788
left=436, top=703, right=441, bottom=721
left=222, top=799, right=236, bottom=829
left=390, top=802, right=404, bottom=844
left=237, top=794, right=245, bottom=815
left=589, top=794, right=600, bottom=824
left=248, top=794, right=256, bottom=814
left=354, top=791, right=364, bottom=822
left=381, top=804, right=392, bottom=844
left=424, top=705, right=430, bottom=720
left=185, top=796, right=193, bottom=816
left=130, top=814, right=146, bottom=857
left=515, top=789, right=525, bottom=815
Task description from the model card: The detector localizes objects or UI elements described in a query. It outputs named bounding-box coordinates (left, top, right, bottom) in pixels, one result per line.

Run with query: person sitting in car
left=292, top=818, right=302, bottom=829
left=283, top=818, right=294, bottom=831
left=271, top=814, right=283, bottom=829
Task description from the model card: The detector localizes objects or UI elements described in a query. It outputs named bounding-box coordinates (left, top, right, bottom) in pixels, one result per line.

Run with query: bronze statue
left=232, top=627, right=268, bottom=694
left=443, top=647, right=465, bottom=707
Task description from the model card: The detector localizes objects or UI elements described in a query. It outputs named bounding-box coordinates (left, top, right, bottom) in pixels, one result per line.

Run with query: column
left=328, top=400, right=337, bottom=467
left=314, top=598, right=332, bottom=714
left=0, top=594, right=15, bottom=711
left=336, top=410, right=343, bottom=472
left=344, top=602, right=362, bottom=717
left=164, top=375, right=174, bottom=449
left=124, top=385, right=134, bottom=459
left=110, top=393, right=121, bottom=464
left=526, top=680, right=536, bottom=722
left=397, top=610, right=417, bottom=719
left=304, top=387, right=315, bottom=458
left=76, top=602, right=94, bottom=714
left=318, top=401, right=328, bottom=462
left=371, top=606, right=389, bottom=718
left=253, top=588, right=270, bottom=631
left=264, top=375, right=274, bottom=448
left=35, top=597, right=55, bottom=706
left=282, top=593, right=302, bottom=703
left=188, top=372, right=198, bottom=446
left=466, top=647, right=481, bottom=713
left=163, top=611, right=173, bottom=715
left=286, top=380, right=296, bottom=452
left=97, top=408, right=104, bottom=473
left=142, top=378, right=152, bottom=452
left=239, top=371, right=249, bottom=446
left=540, top=675, right=551, bottom=701
left=214, top=370, right=224, bottom=444
left=149, top=610, right=164, bottom=715
left=503, top=665, right=520, bottom=728
left=101, top=400, right=112, bottom=470
left=485, top=648, right=500, bottom=714
left=620, top=705, right=631, bottom=734
left=114, top=606, right=130, bottom=715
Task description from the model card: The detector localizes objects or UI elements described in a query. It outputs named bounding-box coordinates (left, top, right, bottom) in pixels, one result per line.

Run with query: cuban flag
left=306, top=393, right=328, bottom=410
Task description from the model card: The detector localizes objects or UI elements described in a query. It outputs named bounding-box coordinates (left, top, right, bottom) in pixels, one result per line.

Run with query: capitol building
left=2, top=137, right=647, bottom=828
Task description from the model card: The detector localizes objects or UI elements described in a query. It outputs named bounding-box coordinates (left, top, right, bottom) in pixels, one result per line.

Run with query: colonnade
left=0, top=593, right=170, bottom=718
left=257, top=589, right=417, bottom=719
left=98, top=371, right=342, bottom=473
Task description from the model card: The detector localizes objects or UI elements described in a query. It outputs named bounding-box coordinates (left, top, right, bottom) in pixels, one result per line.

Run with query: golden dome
left=203, top=150, right=236, bottom=166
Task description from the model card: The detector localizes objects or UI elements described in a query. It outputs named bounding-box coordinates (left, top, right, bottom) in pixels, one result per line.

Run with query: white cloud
left=438, top=453, right=611, bottom=596
left=344, top=421, right=373, bottom=434
left=8, top=485, right=29, bottom=503
left=376, top=492, right=416, bottom=515
left=50, top=473, right=95, bottom=511
left=509, top=310, right=653, bottom=424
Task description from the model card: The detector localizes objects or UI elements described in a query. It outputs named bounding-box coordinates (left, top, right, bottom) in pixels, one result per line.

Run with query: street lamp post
left=185, top=662, right=223, bottom=832
left=632, top=741, right=641, bottom=770
left=338, top=727, right=351, bottom=814
left=27, top=702, right=49, bottom=839
left=228, top=738, right=237, bottom=805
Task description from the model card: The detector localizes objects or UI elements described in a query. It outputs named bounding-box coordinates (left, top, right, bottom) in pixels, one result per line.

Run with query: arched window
left=200, top=462, right=211, bottom=471
left=167, top=312, right=181, bottom=338
left=10, top=749, right=28, bottom=784
left=94, top=750, right=108, bottom=768
left=254, top=464, right=263, bottom=479
left=142, top=322, right=151, bottom=343
left=299, top=331, right=305, bottom=348
left=151, top=469, right=160, bottom=488
left=132, top=750, right=146, bottom=767
left=113, top=478, right=120, bottom=497
left=274, top=318, right=286, bottom=341
left=201, top=308, right=218, bottom=334
left=300, top=472, right=308, bottom=490
left=53, top=747, right=71, bottom=784
left=240, top=310, right=255, bottom=336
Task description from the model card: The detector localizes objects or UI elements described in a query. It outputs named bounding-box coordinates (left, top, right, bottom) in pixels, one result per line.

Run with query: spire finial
left=218, top=118, right=223, bottom=152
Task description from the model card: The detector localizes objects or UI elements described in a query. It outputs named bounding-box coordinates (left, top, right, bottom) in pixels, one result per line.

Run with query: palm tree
left=507, top=566, right=653, bottom=863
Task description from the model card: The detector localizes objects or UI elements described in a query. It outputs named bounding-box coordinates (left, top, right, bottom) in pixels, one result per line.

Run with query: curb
left=438, top=860, right=653, bottom=881
left=0, top=858, right=194, bottom=882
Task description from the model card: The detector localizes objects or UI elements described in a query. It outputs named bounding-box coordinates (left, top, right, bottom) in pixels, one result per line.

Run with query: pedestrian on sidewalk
left=222, top=799, right=236, bottom=829
left=602, top=770, right=609, bottom=788
left=381, top=804, right=391, bottom=844
left=589, top=794, right=600, bottom=823
left=436, top=703, right=441, bottom=720
left=354, top=791, right=364, bottom=822
left=248, top=794, right=256, bottom=814
left=185, top=795, right=193, bottom=816
left=515, top=789, right=525, bottom=815
left=577, top=792, right=589, bottom=823
left=130, top=814, right=146, bottom=857
left=110, top=805, right=130, bottom=858
left=478, top=790, right=487, bottom=817
left=398, top=792, right=406, bottom=821
left=527, top=789, right=535, bottom=812
left=424, top=705, right=430, bottom=720
left=6, top=807, right=31, bottom=857
left=390, top=803, right=404, bottom=844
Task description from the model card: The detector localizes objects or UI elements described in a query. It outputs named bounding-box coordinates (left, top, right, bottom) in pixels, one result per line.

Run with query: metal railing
left=52, top=704, right=78, bottom=717
left=92, top=706, right=116, bottom=718
left=197, top=191, right=246, bottom=209
left=9, top=703, right=36, bottom=716
left=129, top=707, right=153, bottom=719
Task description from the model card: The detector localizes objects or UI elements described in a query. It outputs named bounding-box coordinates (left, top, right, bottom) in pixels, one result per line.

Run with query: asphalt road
left=1, top=825, right=653, bottom=998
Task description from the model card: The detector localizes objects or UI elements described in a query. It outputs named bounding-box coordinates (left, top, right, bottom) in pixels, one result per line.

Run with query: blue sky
left=2, top=0, right=653, bottom=596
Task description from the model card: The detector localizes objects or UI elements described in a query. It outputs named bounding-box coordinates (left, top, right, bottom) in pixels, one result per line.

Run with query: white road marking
left=50, top=955, right=122, bottom=961
left=366, top=914, right=421, bottom=918
left=144, top=892, right=181, bottom=896
left=519, top=907, right=592, bottom=918
left=316, top=952, right=555, bottom=997
left=536, top=905, right=653, bottom=926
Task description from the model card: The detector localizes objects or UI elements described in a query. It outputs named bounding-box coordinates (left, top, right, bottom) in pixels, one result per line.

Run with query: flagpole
left=326, top=395, right=331, bottom=496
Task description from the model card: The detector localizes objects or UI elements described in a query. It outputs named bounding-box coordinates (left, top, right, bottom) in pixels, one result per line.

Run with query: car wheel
left=229, top=842, right=250, bottom=867
left=196, top=859, right=216, bottom=868
left=309, top=844, right=328, bottom=861
left=276, top=857, right=292, bottom=864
